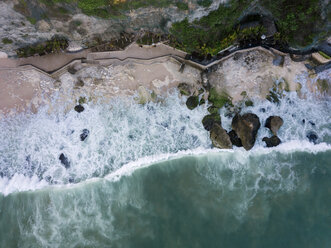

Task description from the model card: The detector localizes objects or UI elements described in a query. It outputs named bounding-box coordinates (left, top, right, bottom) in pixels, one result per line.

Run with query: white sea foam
left=0, top=70, right=330, bottom=196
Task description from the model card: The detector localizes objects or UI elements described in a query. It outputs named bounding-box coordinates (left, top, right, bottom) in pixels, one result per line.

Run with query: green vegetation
left=197, top=0, right=213, bottom=7
left=169, top=0, right=252, bottom=55
left=245, top=100, right=253, bottom=107
left=2, top=38, right=13, bottom=44
left=175, top=2, right=188, bottom=10
left=27, top=17, right=37, bottom=25
left=208, top=88, right=232, bottom=108
left=78, top=97, right=87, bottom=105
left=318, top=51, right=331, bottom=59
left=260, top=0, right=324, bottom=46
left=16, top=36, right=69, bottom=57
left=317, top=79, right=329, bottom=93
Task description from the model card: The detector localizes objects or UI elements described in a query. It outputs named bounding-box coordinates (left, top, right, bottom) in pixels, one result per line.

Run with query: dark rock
left=308, top=121, right=316, bottom=126
left=199, top=98, right=206, bottom=105
left=245, top=100, right=254, bottom=107
left=202, top=114, right=221, bottom=131
left=265, top=116, right=283, bottom=135
left=186, top=96, right=199, bottom=110
left=232, top=113, right=261, bottom=150
left=210, top=123, right=232, bottom=149
left=207, top=106, right=219, bottom=114
left=74, top=105, right=85, bottom=113
left=178, top=83, right=192, bottom=96
left=68, top=66, right=77, bottom=74
left=305, top=63, right=314, bottom=70
left=262, top=135, right=281, bottom=147
left=59, top=153, right=70, bottom=169
left=306, top=131, right=318, bottom=144
left=80, top=129, right=90, bottom=141
left=228, top=130, right=243, bottom=147
left=302, top=119, right=306, bottom=124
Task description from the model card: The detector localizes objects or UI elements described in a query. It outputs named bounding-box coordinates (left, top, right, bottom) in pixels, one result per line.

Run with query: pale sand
left=0, top=44, right=329, bottom=117
left=0, top=56, right=201, bottom=116
left=0, top=69, right=54, bottom=116
left=208, top=48, right=314, bottom=102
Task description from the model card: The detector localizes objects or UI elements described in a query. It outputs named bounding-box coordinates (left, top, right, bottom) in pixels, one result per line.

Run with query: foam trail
left=0, top=69, right=330, bottom=195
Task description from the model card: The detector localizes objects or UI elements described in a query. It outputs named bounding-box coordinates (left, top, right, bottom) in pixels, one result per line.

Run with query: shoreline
left=0, top=42, right=330, bottom=117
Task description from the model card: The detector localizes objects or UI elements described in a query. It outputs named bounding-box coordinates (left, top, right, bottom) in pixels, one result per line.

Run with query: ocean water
left=0, top=70, right=330, bottom=247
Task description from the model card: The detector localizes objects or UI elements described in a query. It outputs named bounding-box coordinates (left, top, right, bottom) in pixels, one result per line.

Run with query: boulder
left=0, top=51, right=8, bottom=59
left=306, top=131, right=318, bottom=144
left=228, top=130, right=243, bottom=147
left=186, top=96, right=199, bottom=110
left=262, top=135, right=281, bottom=147
left=178, top=83, right=192, bottom=96
left=210, top=123, right=232, bottom=149
left=74, top=105, right=85, bottom=113
left=265, top=116, right=283, bottom=135
left=202, top=114, right=221, bottom=131
left=80, top=129, right=90, bottom=141
left=36, top=20, right=51, bottom=32
left=232, top=113, right=260, bottom=150
left=59, top=153, right=70, bottom=169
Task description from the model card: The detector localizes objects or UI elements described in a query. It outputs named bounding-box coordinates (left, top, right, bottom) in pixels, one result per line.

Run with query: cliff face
left=0, top=0, right=227, bottom=56
left=0, top=0, right=329, bottom=57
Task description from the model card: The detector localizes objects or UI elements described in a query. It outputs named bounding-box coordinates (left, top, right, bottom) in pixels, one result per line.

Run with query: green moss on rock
left=208, top=88, right=232, bottom=108
left=186, top=96, right=199, bottom=110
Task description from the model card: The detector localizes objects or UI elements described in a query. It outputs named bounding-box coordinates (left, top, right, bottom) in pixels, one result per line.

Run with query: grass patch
left=318, top=51, right=331, bottom=59
left=2, top=38, right=13, bottom=44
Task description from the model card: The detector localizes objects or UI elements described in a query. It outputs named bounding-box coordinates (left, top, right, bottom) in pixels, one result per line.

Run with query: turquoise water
left=0, top=70, right=330, bottom=247
left=0, top=150, right=330, bottom=247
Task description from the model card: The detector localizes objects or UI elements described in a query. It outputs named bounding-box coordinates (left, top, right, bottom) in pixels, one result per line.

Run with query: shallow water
left=0, top=70, right=330, bottom=247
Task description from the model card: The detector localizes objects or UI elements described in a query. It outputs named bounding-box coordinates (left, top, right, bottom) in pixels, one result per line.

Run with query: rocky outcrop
left=262, top=135, right=281, bottom=147
left=306, top=131, right=318, bottom=144
left=80, top=129, right=90, bottom=141
left=74, top=105, right=85, bottom=113
left=232, top=113, right=260, bottom=150
left=228, top=130, right=242, bottom=147
left=265, top=116, right=283, bottom=135
left=59, top=153, right=70, bottom=169
left=210, top=123, right=232, bottom=149
left=178, top=83, right=192, bottom=96
left=186, top=96, right=199, bottom=110
left=202, top=114, right=221, bottom=131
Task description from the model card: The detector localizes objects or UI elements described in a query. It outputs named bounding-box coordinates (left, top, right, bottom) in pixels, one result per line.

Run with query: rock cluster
left=262, top=116, right=283, bottom=147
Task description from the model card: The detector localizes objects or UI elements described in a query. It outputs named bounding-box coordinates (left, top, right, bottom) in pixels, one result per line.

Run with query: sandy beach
left=0, top=43, right=330, bottom=117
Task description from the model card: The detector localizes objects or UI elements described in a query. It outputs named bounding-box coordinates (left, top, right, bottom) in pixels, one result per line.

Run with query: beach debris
left=80, top=129, right=90, bottom=141
left=74, top=105, right=85, bottom=113
left=59, top=153, right=70, bottom=169
left=210, top=123, right=232, bottom=149
left=232, top=113, right=260, bottom=150
left=228, top=130, right=243, bottom=147
left=263, top=135, right=281, bottom=147
left=265, top=116, right=283, bottom=135
left=306, top=131, right=318, bottom=144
